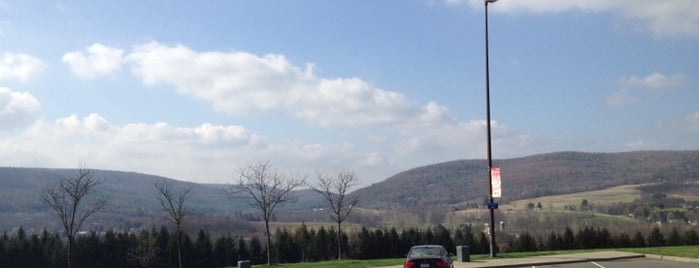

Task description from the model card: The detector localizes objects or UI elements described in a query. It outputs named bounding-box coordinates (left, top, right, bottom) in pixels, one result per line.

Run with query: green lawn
left=249, top=258, right=404, bottom=268
left=242, top=246, right=699, bottom=267
left=623, top=245, right=699, bottom=258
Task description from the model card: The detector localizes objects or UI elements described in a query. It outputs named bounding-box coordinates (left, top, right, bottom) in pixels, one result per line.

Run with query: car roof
left=410, top=244, right=445, bottom=248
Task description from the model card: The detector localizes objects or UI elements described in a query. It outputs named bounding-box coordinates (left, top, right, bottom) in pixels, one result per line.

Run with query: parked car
left=403, top=244, right=453, bottom=268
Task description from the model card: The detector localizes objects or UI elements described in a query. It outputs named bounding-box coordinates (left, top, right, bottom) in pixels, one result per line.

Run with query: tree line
left=3, top=223, right=697, bottom=268
left=0, top=224, right=480, bottom=268
left=505, top=225, right=699, bottom=253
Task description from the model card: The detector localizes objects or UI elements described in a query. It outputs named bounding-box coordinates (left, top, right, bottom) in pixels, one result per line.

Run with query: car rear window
left=409, top=247, right=443, bottom=258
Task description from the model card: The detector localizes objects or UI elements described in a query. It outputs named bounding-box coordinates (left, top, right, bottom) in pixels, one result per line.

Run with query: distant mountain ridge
left=1, top=150, right=698, bottom=232
left=350, top=150, right=699, bottom=209
left=0, top=167, right=325, bottom=232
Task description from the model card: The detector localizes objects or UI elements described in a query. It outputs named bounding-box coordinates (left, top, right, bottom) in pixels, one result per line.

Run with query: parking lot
left=531, top=258, right=692, bottom=268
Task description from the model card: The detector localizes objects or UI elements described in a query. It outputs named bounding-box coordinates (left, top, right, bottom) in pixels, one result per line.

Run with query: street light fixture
left=484, top=0, right=497, bottom=258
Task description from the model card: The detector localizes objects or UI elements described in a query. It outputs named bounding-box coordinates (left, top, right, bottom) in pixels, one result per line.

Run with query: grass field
left=243, top=246, right=699, bottom=267
left=501, top=184, right=643, bottom=211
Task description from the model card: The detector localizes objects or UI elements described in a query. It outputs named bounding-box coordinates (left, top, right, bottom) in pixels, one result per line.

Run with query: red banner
left=491, top=167, right=501, bottom=198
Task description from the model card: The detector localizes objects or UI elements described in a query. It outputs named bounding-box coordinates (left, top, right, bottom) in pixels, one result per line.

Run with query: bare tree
left=312, top=171, right=359, bottom=260
left=41, top=167, right=106, bottom=268
left=154, top=179, right=193, bottom=268
left=228, top=161, right=305, bottom=265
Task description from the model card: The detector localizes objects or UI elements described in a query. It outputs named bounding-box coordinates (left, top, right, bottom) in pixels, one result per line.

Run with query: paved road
left=380, top=251, right=698, bottom=268
left=532, top=258, right=692, bottom=268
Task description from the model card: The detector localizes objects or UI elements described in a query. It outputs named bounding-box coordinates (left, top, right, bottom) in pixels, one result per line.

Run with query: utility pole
left=484, top=0, right=498, bottom=258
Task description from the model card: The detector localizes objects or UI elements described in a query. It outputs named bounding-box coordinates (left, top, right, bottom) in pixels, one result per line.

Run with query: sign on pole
left=491, top=167, right=501, bottom=198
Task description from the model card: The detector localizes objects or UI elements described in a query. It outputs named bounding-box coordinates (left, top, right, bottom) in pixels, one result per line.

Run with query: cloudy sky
left=1, top=0, right=698, bottom=186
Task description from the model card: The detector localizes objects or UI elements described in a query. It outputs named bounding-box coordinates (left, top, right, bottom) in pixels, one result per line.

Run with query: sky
left=1, top=0, right=698, bottom=187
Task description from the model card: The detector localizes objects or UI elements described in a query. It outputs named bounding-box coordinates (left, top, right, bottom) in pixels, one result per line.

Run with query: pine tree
left=193, top=230, right=213, bottom=268
left=213, top=235, right=236, bottom=267
left=667, top=227, right=682, bottom=246
left=685, top=230, right=699, bottom=245
left=632, top=231, right=646, bottom=247
left=647, top=227, right=665, bottom=247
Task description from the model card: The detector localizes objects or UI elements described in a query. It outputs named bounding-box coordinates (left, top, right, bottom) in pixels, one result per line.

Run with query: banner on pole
left=491, top=167, right=501, bottom=198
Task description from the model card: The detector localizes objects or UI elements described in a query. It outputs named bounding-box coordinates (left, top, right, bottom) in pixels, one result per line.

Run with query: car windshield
left=409, top=247, right=443, bottom=258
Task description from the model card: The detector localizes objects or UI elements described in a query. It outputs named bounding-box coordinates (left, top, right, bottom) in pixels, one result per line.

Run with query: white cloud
left=620, top=72, right=685, bottom=91
left=393, top=117, right=532, bottom=160
left=624, top=140, right=660, bottom=150
left=607, top=72, right=685, bottom=107
left=125, top=41, right=416, bottom=127
left=37, top=41, right=544, bottom=183
left=0, top=87, right=40, bottom=129
left=2, top=113, right=264, bottom=181
left=62, top=43, right=124, bottom=78
left=605, top=88, right=639, bottom=107
left=688, top=111, right=699, bottom=132
left=447, top=0, right=699, bottom=38
left=361, top=152, right=386, bottom=167
left=0, top=52, right=45, bottom=82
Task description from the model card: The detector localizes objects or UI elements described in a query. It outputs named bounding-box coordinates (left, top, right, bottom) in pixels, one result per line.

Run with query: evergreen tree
left=596, top=228, right=612, bottom=249
left=313, top=227, right=330, bottom=261
left=327, top=227, right=339, bottom=260
left=237, top=236, right=250, bottom=262
left=294, top=223, right=311, bottom=262
left=616, top=233, right=633, bottom=248
left=684, top=230, right=699, bottom=245
left=423, top=228, right=434, bottom=245
left=179, top=233, right=194, bottom=268
left=434, top=225, right=454, bottom=254
left=130, top=230, right=159, bottom=268
left=632, top=231, right=646, bottom=247
left=249, top=236, right=265, bottom=265
left=513, top=232, right=537, bottom=252
left=545, top=232, right=561, bottom=250
left=213, top=235, right=236, bottom=267
left=7, top=228, right=30, bottom=268
left=274, top=228, right=298, bottom=263
left=576, top=227, right=595, bottom=249
left=667, top=227, right=682, bottom=246
left=647, top=227, right=665, bottom=247
left=476, top=232, right=490, bottom=254
left=562, top=227, right=575, bottom=250
left=386, top=227, right=401, bottom=258
left=74, top=232, right=103, bottom=268
left=154, top=226, right=172, bottom=268
left=193, top=230, right=213, bottom=268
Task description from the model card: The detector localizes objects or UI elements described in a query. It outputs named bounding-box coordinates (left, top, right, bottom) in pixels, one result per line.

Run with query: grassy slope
left=501, top=184, right=643, bottom=211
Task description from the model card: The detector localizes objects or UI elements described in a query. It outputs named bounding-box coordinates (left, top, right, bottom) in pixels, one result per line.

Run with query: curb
left=644, top=254, right=699, bottom=263
left=469, top=254, right=645, bottom=268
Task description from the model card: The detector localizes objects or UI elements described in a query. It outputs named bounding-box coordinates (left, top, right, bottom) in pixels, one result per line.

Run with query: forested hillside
left=0, top=168, right=326, bottom=233
left=2, top=150, right=698, bottom=234
left=351, top=151, right=699, bottom=210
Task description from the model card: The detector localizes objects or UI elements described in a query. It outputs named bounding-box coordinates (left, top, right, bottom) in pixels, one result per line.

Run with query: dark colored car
left=403, top=244, right=453, bottom=268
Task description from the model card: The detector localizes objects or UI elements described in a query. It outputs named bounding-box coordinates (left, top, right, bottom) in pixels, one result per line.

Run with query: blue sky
left=1, top=0, right=698, bottom=186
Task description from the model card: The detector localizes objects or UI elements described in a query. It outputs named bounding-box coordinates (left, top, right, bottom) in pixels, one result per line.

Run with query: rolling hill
left=0, top=167, right=327, bottom=233
left=350, top=151, right=699, bottom=210
left=1, top=150, right=698, bottom=233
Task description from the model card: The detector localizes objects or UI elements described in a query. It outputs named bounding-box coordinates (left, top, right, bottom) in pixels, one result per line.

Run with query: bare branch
left=312, top=170, right=359, bottom=260
left=228, top=161, right=305, bottom=265
left=40, top=166, right=105, bottom=268
left=154, top=178, right=193, bottom=268
left=154, top=179, right=193, bottom=226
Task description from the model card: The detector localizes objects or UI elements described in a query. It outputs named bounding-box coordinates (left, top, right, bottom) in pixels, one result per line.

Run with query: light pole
left=484, top=0, right=497, bottom=258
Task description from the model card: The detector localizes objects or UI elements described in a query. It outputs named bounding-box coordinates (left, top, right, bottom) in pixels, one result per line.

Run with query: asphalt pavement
left=379, top=251, right=699, bottom=268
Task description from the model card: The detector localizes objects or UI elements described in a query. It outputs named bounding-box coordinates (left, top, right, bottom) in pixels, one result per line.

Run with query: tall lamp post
left=484, top=0, right=498, bottom=258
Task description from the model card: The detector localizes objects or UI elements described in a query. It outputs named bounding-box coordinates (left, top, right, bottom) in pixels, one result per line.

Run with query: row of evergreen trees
left=1, top=224, right=697, bottom=268
left=506, top=226, right=699, bottom=253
